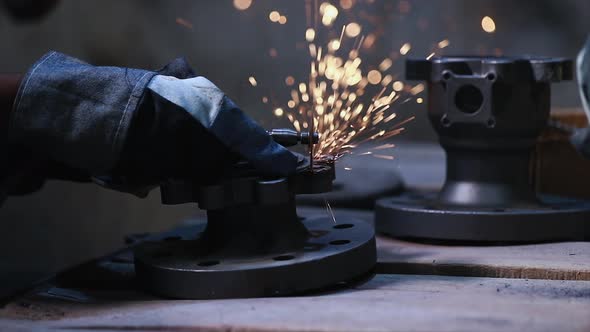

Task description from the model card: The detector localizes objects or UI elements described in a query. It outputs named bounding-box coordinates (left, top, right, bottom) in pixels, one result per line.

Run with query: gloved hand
left=8, top=52, right=298, bottom=195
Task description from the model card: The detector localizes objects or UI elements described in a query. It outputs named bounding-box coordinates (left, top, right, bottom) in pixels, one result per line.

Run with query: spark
left=438, top=39, right=450, bottom=49
left=373, top=143, right=395, bottom=150
left=306, top=28, right=316, bottom=42
left=417, top=97, right=424, bottom=104
left=410, top=83, right=424, bottom=95
left=248, top=76, right=258, bottom=87
left=321, top=3, right=339, bottom=26
left=367, top=70, right=382, bottom=85
left=324, top=197, right=337, bottom=224
left=238, top=1, right=428, bottom=163
left=363, top=34, right=376, bottom=49
left=175, top=18, right=193, bottom=30
left=379, top=58, right=393, bottom=72
left=233, top=0, right=252, bottom=11
left=374, top=154, right=395, bottom=160
left=269, top=11, right=281, bottom=22
left=344, top=167, right=352, bottom=171
left=340, top=0, right=353, bottom=10
left=400, top=42, right=411, bottom=55
left=345, top=23, right=362, bottom=38
left=481, top=16, right=496, bottom=33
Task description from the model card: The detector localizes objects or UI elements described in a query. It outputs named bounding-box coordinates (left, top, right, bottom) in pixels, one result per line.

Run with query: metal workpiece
left=160, top=157, right=335, bottom=209
left=376, top=56, right=590, bottom=242
left=137, top=132, right=376, bottom=299
left=134, top=216, right=375, bottom=299
left=195, top=162, right=334, bottom=210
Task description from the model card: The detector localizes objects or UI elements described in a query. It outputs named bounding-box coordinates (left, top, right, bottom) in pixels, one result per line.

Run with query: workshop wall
left=0, top=0, right=588, bottom=295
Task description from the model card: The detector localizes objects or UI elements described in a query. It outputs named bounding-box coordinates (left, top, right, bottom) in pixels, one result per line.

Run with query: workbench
left=0, top=207, right=588, bottom=332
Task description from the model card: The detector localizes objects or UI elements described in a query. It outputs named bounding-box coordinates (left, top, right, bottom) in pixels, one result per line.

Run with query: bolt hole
left=273, top=255, right=295, bottom=261
left=486, top=73, right=496, bottom=81
left=455, top=84, right=484, bottom=114
left=487, top=118, right=496, bottom=128
left=493, top=208, right=505, bottom=212
left=198, top=260, right=220, bottom=267
left=164, top=236, right=181, bottom=241
left=441, top=116, right=451, bottom=127
left=333, top=224, right=354, bottom=229
left=442, top=71, right=452, bottom=80
left=330, top=240, right=351, bottom=245
left=424, top=205, right=437, bottom=210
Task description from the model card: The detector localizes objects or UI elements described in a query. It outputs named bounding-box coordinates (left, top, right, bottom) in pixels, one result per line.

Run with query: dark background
left=1, top=0, right=589, bottom=291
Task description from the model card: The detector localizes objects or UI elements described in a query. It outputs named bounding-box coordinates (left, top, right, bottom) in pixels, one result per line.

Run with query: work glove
left=8, top=51, right=298, bottom=196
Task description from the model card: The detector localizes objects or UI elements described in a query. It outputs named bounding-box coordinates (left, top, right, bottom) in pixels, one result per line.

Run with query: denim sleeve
left=9, top=51, right=157, bottom=173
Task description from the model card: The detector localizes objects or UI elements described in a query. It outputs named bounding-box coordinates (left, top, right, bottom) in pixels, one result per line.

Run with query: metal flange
left=135, top=216, right=375, bottom=299
left=376, top=192, right=590, bottom=242
left=376, top=56, right=590, bottom=242
left=137, top=155, right=375, bottom=299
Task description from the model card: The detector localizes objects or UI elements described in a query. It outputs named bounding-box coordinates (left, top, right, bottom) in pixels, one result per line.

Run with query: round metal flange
left=134, top=216, right=376, bottom=299
left=376, top=192, right=590, bottom=242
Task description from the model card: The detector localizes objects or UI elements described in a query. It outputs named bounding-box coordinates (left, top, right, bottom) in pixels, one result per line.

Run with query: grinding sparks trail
left=324, top=196, right=337, bottom=224
left=273, top=21, right=425, bottom=160
left=235, top=1, right=451, bottom=162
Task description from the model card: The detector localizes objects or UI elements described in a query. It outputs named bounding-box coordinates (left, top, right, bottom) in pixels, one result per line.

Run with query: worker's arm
left=6, top=51, right=297, bottom=197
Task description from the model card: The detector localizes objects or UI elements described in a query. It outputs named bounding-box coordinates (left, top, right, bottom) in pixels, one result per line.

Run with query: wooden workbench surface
left=1, top=274, right=589, bottom=332
left=300, top=207, right=590, bottom=281
left=1, top=207, right=588, bottom=331
left=377, top=237, right=590, bottom=281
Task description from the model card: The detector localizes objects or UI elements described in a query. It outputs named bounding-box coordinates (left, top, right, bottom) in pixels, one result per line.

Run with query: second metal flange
left=376, top=192, right=590, bottom=242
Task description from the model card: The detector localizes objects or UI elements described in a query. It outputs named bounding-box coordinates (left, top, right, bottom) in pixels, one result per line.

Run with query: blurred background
left=1, top=0, right=589, bottom=296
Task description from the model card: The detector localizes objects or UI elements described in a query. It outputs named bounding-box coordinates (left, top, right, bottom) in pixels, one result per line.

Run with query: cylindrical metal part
left=408, top=56, right=571, bottom=208
left=375, top=56, right=590, bottom=242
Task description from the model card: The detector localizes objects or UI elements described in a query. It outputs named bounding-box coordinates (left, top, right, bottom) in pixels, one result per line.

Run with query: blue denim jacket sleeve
left=9, top=51, right=157, bottom=173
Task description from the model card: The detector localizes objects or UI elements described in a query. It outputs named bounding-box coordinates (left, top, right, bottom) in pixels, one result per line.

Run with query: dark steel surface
left=377, top=56, right=590, bottom=242
left=137, top=133, right=376, bottom=299
left=135, top=216, right=375, bottom=299
left=376, top=192, right=590, bottom=242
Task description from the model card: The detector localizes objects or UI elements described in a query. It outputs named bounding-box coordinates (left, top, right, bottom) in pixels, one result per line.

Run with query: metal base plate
left=376, top=192, right=590, bottom=242
left=134, top=216, right=376, bottom=299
